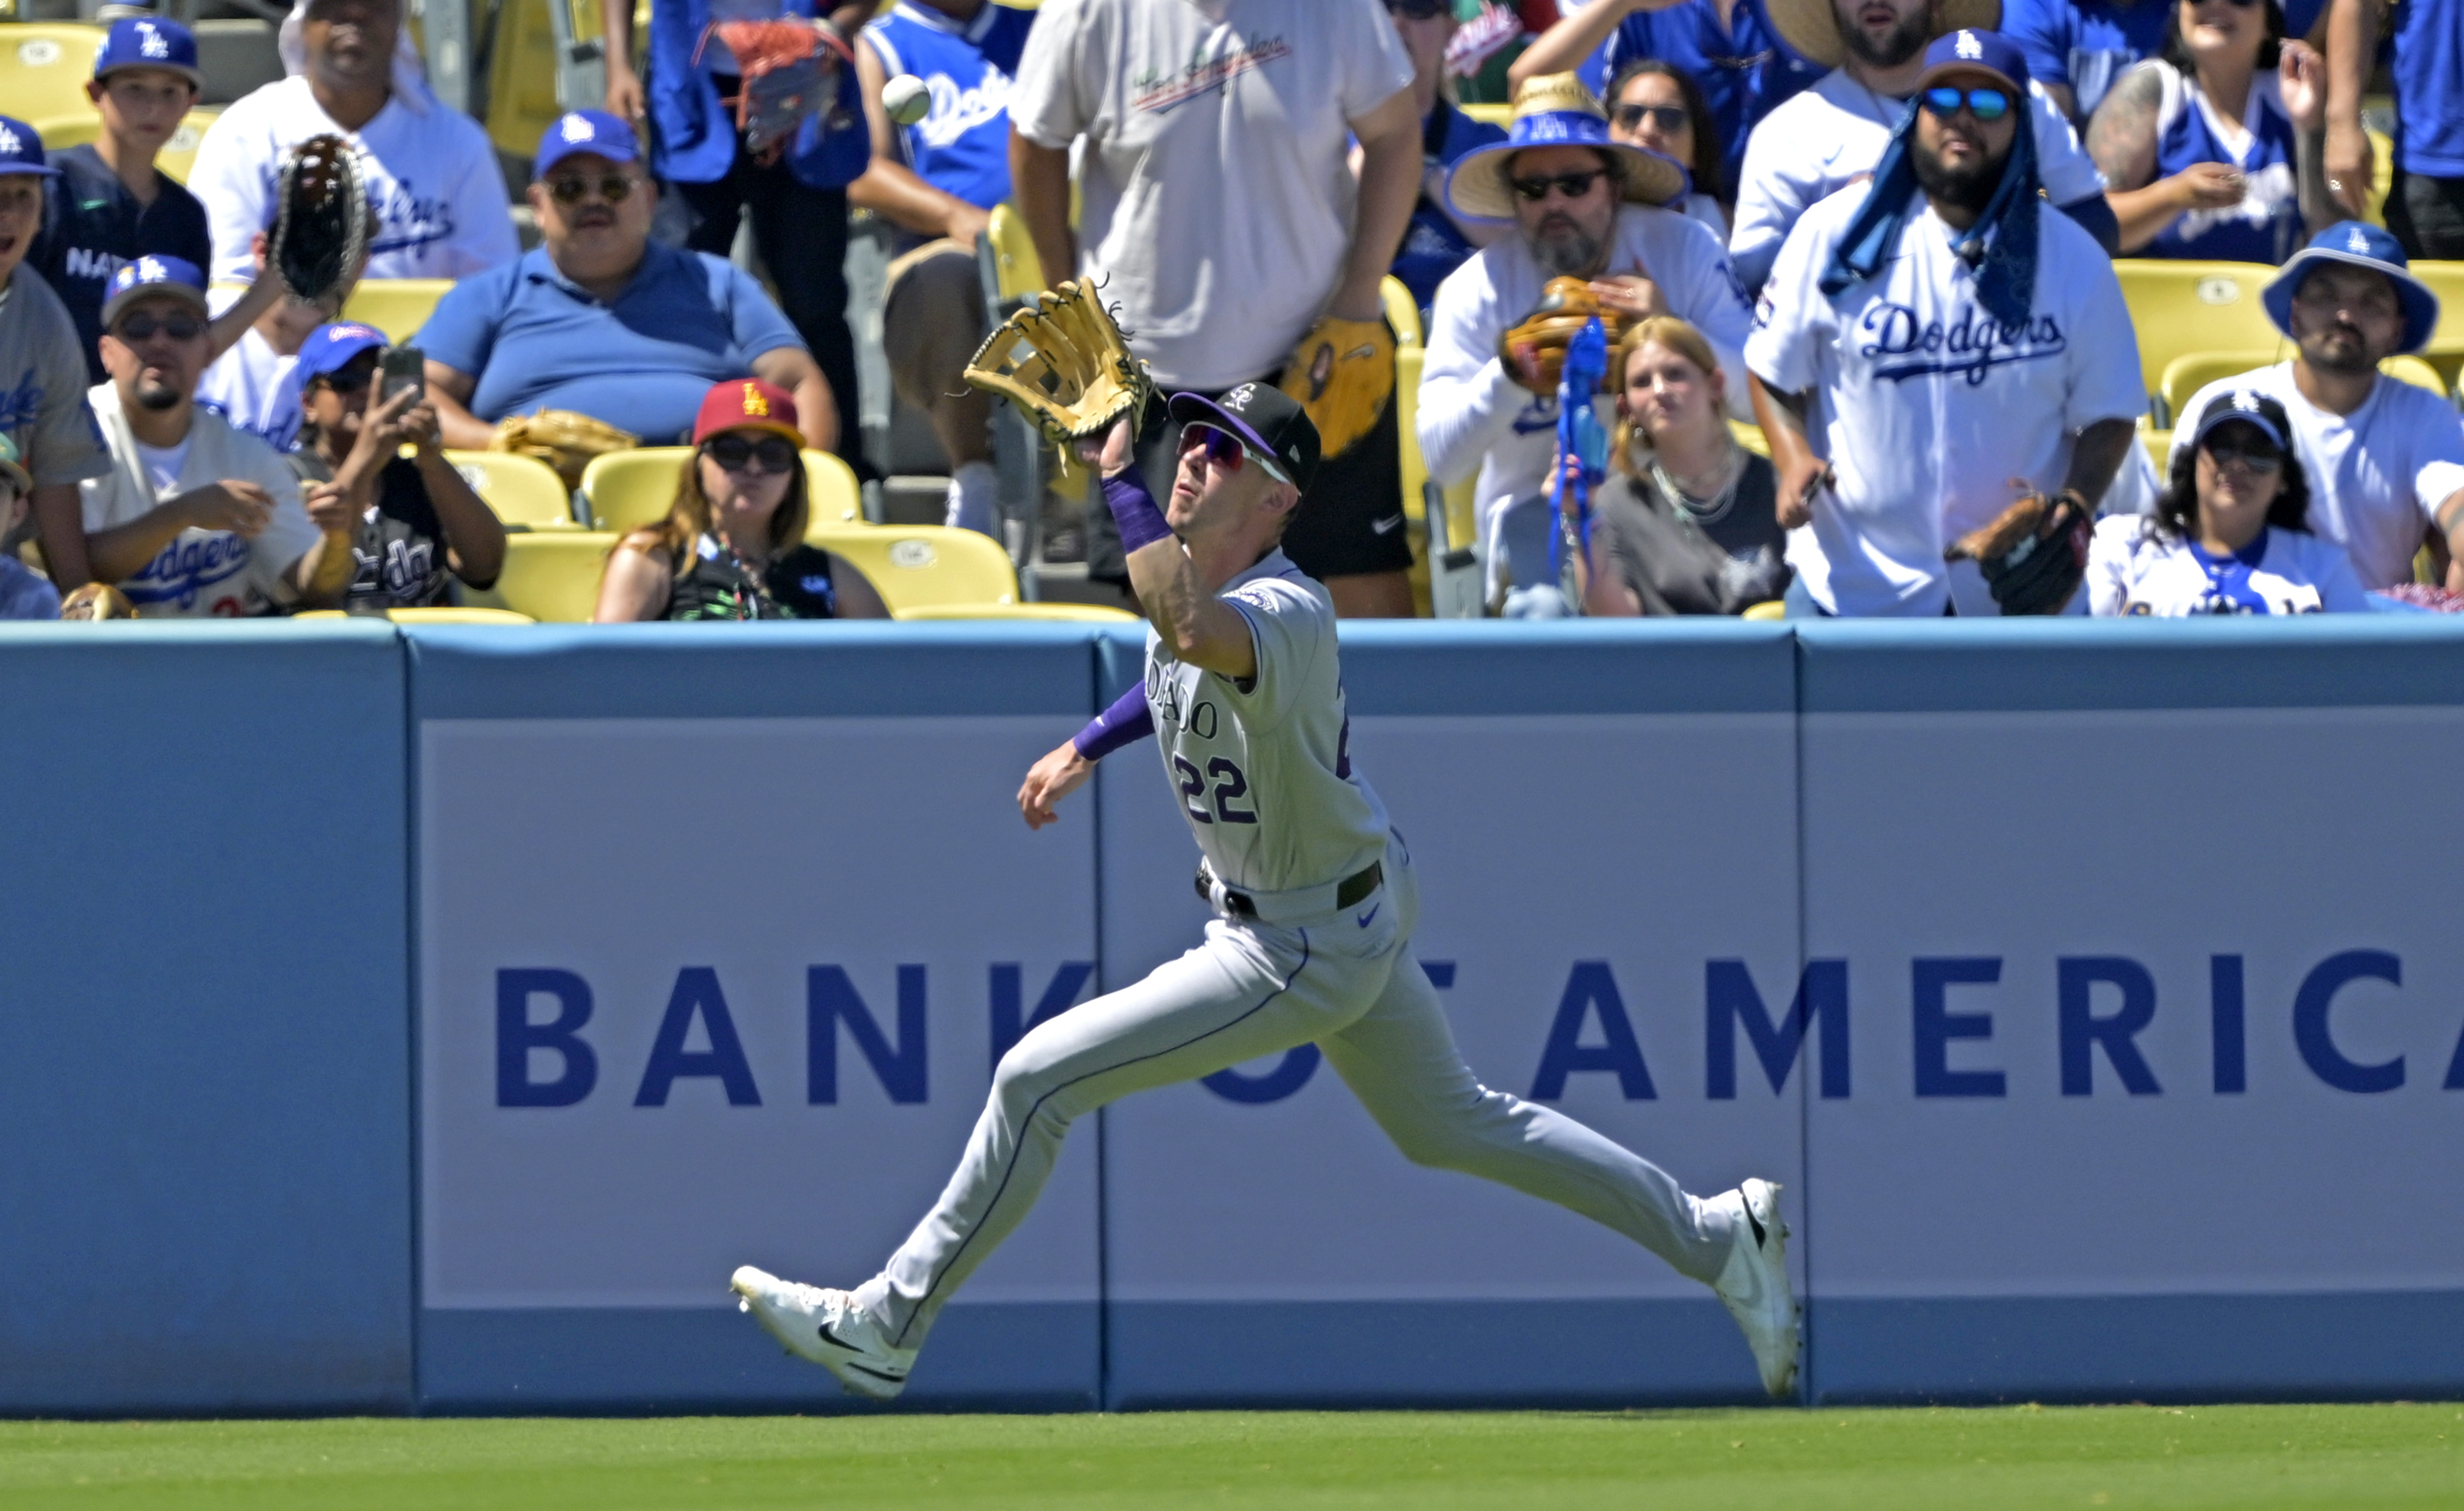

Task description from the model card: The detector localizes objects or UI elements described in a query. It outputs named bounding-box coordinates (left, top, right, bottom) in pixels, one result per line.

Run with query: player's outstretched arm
left=1021, top=682, right=1154, bottom=829
left=1081, top=417, right=1260, bottom=679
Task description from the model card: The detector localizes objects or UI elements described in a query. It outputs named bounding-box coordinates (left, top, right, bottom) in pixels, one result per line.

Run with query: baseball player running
left=729, top=298, right=1800, bottom=1401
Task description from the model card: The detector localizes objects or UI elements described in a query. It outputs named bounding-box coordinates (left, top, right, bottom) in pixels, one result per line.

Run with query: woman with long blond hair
left=595, top=380, right=887, bottom=622
left=1565, top=316, right=1789, bottom=615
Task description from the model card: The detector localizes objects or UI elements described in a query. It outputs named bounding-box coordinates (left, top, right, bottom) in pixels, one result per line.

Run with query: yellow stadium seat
left=1, top=24, right=106, bottom=130
left=2160, top=349, right=2450, bottom=424
left=442, top=450, right=577, bottom=529
left=1382, top=274, right=1422, bottom=349
left=1729, top=420, right=1771, bottom=458
left=461, top=531, right=617, bottom=624
left=2407, top=262, right=2464, bottom=386
left=153, top=107, right=217, bottom=184
left=2366, top=126, right=2393, bottom=228
left=982, top=201, right=1045, bottom=302
left=2142, top=425, right=2172, bottom=474
left=581, top=446, right=864, bottom=533
left=1741, top=600, right=1785, bottom=621
left=341, top=279, right=454, bottom=343
left=1462, top=102, right=1513, bottom=129
left=2113, top=260, right=2288, bottom=408
left=1396, top=345, right=1433, bottom=614
left=296, top=607, right=537, bottom=624
left=806, top=524, right=1020, bottom=614
left=894, top=602, right=1139, bottom=623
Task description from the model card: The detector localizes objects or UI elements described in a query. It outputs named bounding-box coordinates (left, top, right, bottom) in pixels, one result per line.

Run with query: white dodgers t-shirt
left=2088, top=516, right=2371, bottom=614
left=1007, top=0, right=1414, bottom=391
left=188, top=77, right=520, bottom=284
left=194, top=286, right=304, bottom=453
left=2176, top=362, right=2464, bottom=590
left=1745, top=185, right=2146, bottom=617
left=1730, top=68, right=2107, bottom=292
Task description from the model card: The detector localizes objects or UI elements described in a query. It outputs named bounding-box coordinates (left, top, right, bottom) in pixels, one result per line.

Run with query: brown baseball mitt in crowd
left=491, top=409, right=639, bottom=490
left=1946, top=489, right=2093, bottom=616
left=1499, top=276, right=1632, bottom=393
left=1278, top=315, right=1394, bottom=459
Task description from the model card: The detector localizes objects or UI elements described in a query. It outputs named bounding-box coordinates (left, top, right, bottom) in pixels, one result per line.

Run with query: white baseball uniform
left=1745, top=184, right=2146, bottom=617
left=1729, top=68, right=2108, bottom=293
left=2087, top=515, right=2372, bottom=614
left=2174, top=362, right=2464, bottom=591
left=850, top=544, right=1739, bottom=1350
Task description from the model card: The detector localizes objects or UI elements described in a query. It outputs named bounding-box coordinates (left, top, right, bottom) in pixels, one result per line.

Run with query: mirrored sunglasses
left=1920, top=86, right=2013, bottom=122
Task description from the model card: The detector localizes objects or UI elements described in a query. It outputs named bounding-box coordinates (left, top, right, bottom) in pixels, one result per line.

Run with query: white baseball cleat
left=729, top=1265, right=917, bottom=1400
left=1710, top=1178, right=1800, bottom=1400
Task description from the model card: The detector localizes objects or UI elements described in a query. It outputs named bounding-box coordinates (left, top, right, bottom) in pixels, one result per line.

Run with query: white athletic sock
left=944, top=461, right=999, bottom=538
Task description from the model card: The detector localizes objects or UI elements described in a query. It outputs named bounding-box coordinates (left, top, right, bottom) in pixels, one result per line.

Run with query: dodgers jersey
left=1144, top=548, right=1388, bottom=898
left=2135, top=62, right=2302, bottom=264
left=2087, top=516, right=2370, bottom=614
left=1744, top=184, right=2145, bottom=617
left=863, top=0, right=1033, bottom=219
left=1730, top=68, right=2107, bottom=292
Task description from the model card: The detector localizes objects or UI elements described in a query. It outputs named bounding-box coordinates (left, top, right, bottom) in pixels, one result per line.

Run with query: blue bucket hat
left=2263, top=221, right=2440, bottom=356
left=0, top=116, right=59, bottom=178
left=1445, top=72, right=1688, bottom=222
left=94, top=17, right=204, bottom=88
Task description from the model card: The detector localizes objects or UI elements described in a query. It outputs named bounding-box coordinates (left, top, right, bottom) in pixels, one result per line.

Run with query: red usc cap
left=693, top=379, right=803, bottom=448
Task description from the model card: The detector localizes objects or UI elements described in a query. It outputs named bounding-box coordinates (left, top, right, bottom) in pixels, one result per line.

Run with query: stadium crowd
left=0, top=0, right=2460, bottom=621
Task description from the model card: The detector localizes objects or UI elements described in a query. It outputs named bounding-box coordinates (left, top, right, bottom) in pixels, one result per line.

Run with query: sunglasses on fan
left=704, top=434, right=799, bottom=474
left=1920, top=86, right=2014, bottom=122
left=546, top=172, right=639, bottom=205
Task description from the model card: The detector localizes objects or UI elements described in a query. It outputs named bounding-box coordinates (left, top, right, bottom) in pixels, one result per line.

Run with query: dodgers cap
left=1167, top=383, right=1321, bottom=494
left=101, top=254, right=209, bottom=327
left=2185, top=388, right=2295, bottom=459
left=1916, top=28, right=2031, bottom=96
left=535, top=110, right=641, bottom=178
left=94, top=17, right=205, bottom=87
left=0, top=116, right=59, bottom=178
left=296, top=322, right=390, bottom=384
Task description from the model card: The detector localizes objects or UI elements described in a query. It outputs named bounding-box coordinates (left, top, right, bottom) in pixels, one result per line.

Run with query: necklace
left=1646, top=436, right=1746, bottom=528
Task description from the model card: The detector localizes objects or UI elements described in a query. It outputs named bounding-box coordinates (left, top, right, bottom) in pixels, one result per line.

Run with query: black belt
left=1197, top=861, right=1383, bottom=919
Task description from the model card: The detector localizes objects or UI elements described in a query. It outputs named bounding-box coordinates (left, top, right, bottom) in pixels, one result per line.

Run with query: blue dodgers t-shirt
left=416, top=242, right=806, bottom=443
left=2004, top=0, right=2325, bottom=119
left=1602, top=0, right=1817, bottom=198
left=32, top=145, right=212, bottom=385
left=2393, top=0, right=2464, bottom=177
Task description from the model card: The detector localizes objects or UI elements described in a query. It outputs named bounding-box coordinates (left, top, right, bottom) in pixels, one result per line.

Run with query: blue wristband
left=1072, top=684, right=1155, bottom=761
left=1103, top=473, right=1174, bottom=555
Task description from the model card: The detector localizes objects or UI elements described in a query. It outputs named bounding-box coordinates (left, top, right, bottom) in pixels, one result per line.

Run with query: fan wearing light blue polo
left=2171, top=222, right=2464, bottom=591
left=418, top=112, right=836, bottom=458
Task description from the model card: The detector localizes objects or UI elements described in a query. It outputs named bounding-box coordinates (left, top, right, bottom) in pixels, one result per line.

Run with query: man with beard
left=1728, top=0, right=2118, bottom=292
left=1746, top=30, right=2143, bottom=617
left=2174, top=223, right=2464, bottom=591
left=1419, top=74, right=1754, bottom=611
left=77, top=257, right=352, bottom=616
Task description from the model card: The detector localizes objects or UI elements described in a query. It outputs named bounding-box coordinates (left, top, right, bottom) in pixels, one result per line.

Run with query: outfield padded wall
left=1, top=619, right=2459, bottom=1414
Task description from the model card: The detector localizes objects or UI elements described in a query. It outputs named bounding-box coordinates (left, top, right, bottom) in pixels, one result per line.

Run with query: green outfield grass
left=0, top=1404, right=2456, bottom=1509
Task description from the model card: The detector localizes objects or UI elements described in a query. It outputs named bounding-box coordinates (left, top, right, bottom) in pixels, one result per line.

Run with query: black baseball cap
left=1167, top=383, right=1320, bottom=493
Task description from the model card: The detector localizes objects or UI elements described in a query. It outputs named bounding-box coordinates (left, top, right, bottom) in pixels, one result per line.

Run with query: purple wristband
left=1072, top=684, right=1155, bottom=761
left=1102, top=473, right=1174, bottom=555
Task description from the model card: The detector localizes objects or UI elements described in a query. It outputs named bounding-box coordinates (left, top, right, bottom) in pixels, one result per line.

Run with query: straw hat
left=1444, top=72, right=1689, bottom=223
left=1767, top=0, right=2002, bottom=72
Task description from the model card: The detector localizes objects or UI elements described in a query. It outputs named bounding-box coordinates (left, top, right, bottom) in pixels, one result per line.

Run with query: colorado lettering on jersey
left=126, top=531, right=252, bottom=614
left=1858, top=303, right=2067, bottom=386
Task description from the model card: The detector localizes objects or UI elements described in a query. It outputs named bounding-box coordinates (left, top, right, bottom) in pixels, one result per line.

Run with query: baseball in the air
left=884, top=75, right=931, bottom=126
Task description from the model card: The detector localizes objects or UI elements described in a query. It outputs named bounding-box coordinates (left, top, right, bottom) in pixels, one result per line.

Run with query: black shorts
left=1085, top=364, right=1412, bottom=585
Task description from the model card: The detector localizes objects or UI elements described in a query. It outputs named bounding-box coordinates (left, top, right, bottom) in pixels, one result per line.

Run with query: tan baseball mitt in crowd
left=490, top=409, right=639, bottom=490
left=963, top=279, right=1154, bottom=447
left=1278, top=315, right=1394, bottom=459
left=58, top=583, right=137, bottom=620
left=1499, top=276, right=1632, bottom=393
